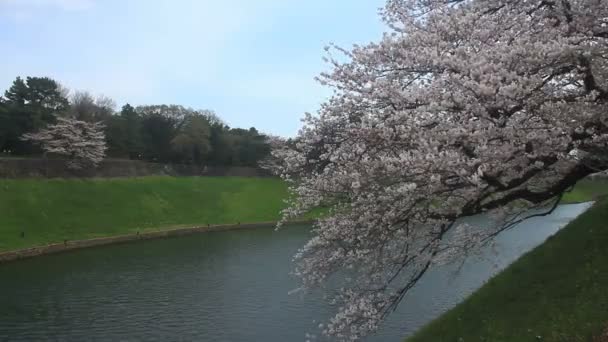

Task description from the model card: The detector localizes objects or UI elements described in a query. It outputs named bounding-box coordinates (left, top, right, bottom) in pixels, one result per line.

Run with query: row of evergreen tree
left=0, top=76, right=271, bottom=167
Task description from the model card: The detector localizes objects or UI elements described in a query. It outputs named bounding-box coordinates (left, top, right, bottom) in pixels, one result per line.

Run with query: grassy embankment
left=0, top=176, right=604, bottom=253
left=0, top=176, right=290, bottom=252
left=407, top=178, right=608, bottom=342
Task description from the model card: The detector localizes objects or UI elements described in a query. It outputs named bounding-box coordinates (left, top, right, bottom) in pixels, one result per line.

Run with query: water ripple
left=0, top=203, right=591, bottom=342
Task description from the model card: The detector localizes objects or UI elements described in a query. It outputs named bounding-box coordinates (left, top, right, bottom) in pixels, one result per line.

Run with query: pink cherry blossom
left=22, top=117, right=107, bottom=170
left=273, top=0, right=608, bottom=340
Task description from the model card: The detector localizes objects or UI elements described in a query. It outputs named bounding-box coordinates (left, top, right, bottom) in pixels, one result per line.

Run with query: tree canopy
left=274, top=0, right=608, bottom=340
left=1, top=76, right=69, bottom=154
left=22, top=117, right=107, bottom=170
left=0, top=78, right=274, bottom=167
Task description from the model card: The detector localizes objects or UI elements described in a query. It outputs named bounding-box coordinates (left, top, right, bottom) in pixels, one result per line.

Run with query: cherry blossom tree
left=274, top=0, right=608, bottom=340
left=22, top=117, right=107, bottom=170
left=258, top=135, right=289, bottom=173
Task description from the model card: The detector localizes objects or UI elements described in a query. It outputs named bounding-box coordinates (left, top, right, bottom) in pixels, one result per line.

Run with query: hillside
left=0, top=176, right=288, bottom=252
left=407, top=196, right=608, bottom=342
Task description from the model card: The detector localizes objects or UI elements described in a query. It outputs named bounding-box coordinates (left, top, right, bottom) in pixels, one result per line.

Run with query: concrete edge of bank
left=0, top=220, right=313, bottom=264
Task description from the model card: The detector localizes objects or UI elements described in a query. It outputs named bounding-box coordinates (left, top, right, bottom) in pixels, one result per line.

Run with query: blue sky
left=0, top=0, right=385, bottom=136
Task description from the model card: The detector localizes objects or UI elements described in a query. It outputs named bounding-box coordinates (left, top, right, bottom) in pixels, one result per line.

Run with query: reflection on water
left=0, top=203, right=591, bottom=341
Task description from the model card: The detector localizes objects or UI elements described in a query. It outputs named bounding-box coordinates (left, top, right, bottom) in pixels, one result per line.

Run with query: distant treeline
left=0, top=76, right=272, bottom=167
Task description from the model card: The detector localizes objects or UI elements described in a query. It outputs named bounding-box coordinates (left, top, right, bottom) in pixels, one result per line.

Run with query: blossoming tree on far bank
left=273, top=0, right=608, bottom=340
left=22, top=116, right=107, bottom=170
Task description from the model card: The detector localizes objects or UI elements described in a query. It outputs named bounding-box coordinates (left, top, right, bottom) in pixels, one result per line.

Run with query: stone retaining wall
left=0, top=157, right=272, bottom=178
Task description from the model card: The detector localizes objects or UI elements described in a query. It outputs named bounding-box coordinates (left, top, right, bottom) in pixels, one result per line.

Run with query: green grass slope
left=407, top=198, right=608, bottom=342
left=562, top=178, right=608, bottom=204
left=0, top=176, right=288, bottom=252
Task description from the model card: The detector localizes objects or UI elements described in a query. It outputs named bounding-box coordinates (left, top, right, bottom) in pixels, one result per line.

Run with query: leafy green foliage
left=103, top=115, right=128, bottom=156
left=120, top=103, right=143, bottom=158
left=140, top=112, right=177, bottom=162
left=1, top=76, right=69, bottom=155
left=0, top=77, right=273, bottom=167
left=171, top=114, right=212, bottom=164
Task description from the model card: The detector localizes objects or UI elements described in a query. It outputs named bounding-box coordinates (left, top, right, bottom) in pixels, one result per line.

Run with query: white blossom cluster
left=258, top=135, right=289, bottom=174
left=22, top=117, right=107, bottom=169
left=273, top=0, right=608, bottom=340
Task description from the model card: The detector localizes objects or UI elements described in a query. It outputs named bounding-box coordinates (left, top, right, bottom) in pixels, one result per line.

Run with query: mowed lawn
left=407, top=184, right=608, bottom=341
left=0, top=176, right=288, bottom=252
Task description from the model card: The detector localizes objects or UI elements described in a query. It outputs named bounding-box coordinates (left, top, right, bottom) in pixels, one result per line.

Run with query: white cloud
left=0, top=0, right=94, bottom=12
